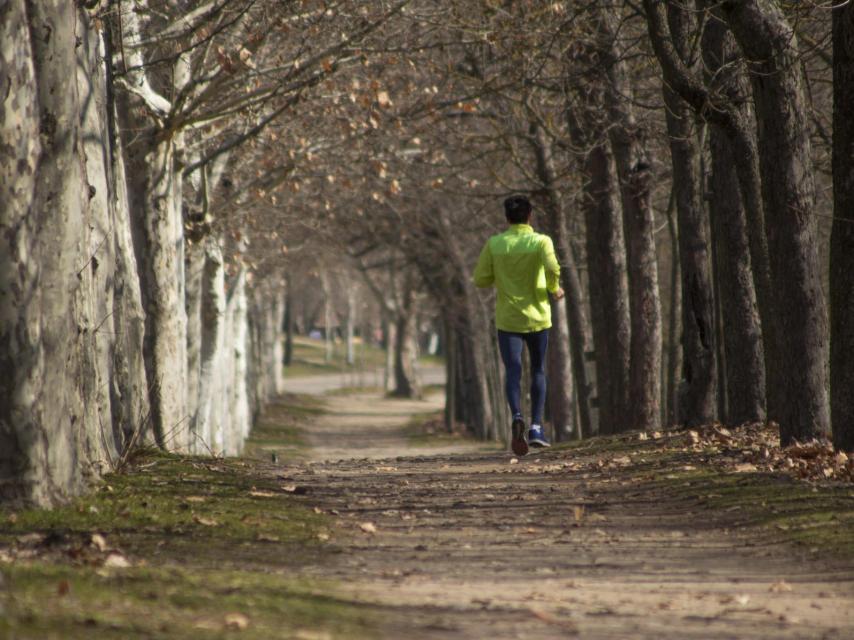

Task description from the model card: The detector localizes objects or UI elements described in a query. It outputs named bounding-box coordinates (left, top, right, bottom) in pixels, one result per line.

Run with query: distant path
left=280, top=364, right=445, bottom=396
left=274, top=387, right=854, bottom=639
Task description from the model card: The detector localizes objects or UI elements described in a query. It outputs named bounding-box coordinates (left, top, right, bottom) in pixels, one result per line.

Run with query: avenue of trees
left=2, top=0, right=853, bottom=505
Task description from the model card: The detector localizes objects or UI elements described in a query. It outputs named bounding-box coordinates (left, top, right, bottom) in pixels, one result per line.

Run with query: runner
left=473, top=195, right=564, bottom=456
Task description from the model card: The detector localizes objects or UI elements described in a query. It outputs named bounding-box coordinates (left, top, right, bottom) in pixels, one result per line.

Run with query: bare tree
left=719, top=0, right=830, bottom=444
left=831, top=1, right=854, bottom=451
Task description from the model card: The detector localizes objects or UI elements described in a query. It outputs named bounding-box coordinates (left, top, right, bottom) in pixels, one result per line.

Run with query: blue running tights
left=497, top=329, right=549, bottom=426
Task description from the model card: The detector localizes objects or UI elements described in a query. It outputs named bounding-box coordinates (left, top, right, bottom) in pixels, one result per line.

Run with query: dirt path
left=278, top=390, right=854, bottom=639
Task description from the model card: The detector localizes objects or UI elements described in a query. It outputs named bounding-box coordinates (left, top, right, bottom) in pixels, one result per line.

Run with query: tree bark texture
left=546, top=296, right=575, bottom=441
left=123, top=131, right=190, bottom=449
left=531, top=125, right=586, bottom=438
left=599, top=7, right=663, bottom=431
left=644, top=0, right=778, bottom=425
left=0, top=3, right=148, bottom=504
left=188, top=240, right=227, bottom=453
left=660, top=2, right=717, bottom=427
left=664, top=95, right=716, bottom=427
left=664, top=193, right=682, bottom=426
left=700, top=11, right=767, bottom=426
left=578, top=138, right=631, bottom=434
left=599, top=9, right=661, bottom=430
left=0, top=3, right=288, bottom=504
left=392, top=283, right=421, bottom=398
left=831, top=2, right=854, bottom=451
left=720, top=0, right=830, bottom=444
left=708, top=128, right=767, bottom=424
left=410, top=215, right=496, bottom=439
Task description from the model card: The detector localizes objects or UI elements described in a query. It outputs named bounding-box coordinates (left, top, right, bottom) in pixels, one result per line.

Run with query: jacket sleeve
left=541, top=236, right=560, bottom=293
left=473, top=240, right=494, bottom=288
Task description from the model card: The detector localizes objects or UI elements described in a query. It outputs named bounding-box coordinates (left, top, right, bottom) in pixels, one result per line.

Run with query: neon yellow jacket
left=473, top=224, right=561, bottom=333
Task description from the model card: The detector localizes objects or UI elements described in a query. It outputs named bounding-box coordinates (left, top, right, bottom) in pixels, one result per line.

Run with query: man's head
left=504, top=195, right=532, bottom=224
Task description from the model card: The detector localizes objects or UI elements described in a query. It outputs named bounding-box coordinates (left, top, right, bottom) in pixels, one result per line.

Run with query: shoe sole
left=511, top=418, right=528, bottom=456
left=528, top=439, right=551, bottom=448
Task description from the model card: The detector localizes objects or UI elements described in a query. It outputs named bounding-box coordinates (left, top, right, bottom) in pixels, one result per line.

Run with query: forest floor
left=2, top=384, right=854, bottom=639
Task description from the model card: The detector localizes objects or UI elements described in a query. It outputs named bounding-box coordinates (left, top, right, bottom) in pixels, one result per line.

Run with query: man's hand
left=551, top=287, right=565, bottom=301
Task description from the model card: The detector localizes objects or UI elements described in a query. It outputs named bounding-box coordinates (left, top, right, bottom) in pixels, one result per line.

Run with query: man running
left=473, top=195, right=564, bottom=456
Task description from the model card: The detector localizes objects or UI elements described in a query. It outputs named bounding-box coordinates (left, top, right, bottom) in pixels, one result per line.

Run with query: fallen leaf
left=16, top=533, right=45, bottom=546
left=317, top=533, right=330, bottom=542
left=281, top=484, right=308, bottom=494
left=90, top=533, right=108, bottom=552
left=104, top=553, right=130, bottom=568
left=257, top=533, right=280, bottom=542
left=770, top=580, right=793, bottom=593
left=249, top=490, right=276, bottom=498
left=734, top=463, right=757, bottom=473
left=224, top=612, right=250, bottom=630
left=573, top=506, right=585, bottom=522
left=193, top=516, right=219, bottom=527
left=185, top=496, right=207, bottom=503
left=359, top=522, right=377, bottom=534
left=509, top=458, right=519, bottom=465
left=57, top=580, right=70, bottom=597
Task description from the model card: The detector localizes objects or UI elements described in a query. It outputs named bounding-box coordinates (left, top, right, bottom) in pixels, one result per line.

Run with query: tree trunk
left=443, top=315, right=457, bottom=433
left=831, top=2, right=854, bottom=451
left=664, top=191, right=682, bottom=426
left=660, top=3, right=717, bottom=427
left=1, top=0, right=82, bottom=504
left=697, top=6, right=766, bottom=426
left=189, top=239, right=226, bottom=454
left=320, top=271, right=334, bottom=363
left=563, top=249, right=591, bottom=439
left=644, top=0, right=777, bottom=428
left=284, top=274, right=294, bottom=366
left=530, top=124, right=583, bottom=439
left=345, top=287, right=356, bottom=367
left=708, top=129, right=767, bottom=424
left=546, top=299, right=575, bottom=441
left=599, top=7, right=663, bottom=431
left=720, top=0, right=830, bottom=444
left=392, top=284, right=421, bottom=398
left=577, top=137, right=632, bottom=434
left=383, top=317, right=396, bottom=393
left=0, top=2, right=156, bottom=502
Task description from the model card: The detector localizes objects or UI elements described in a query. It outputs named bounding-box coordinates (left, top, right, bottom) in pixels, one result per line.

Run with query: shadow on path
left=272, top=387, right=854, bottom=640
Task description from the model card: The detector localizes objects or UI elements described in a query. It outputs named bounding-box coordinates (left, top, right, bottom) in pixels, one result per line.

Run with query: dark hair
left=504, top=195, right=532, bottom=224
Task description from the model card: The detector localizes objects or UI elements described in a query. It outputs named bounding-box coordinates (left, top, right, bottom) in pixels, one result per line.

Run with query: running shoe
left=511, top=415, right=528, bottom=456
left=528, top=424, right=551, bottom=448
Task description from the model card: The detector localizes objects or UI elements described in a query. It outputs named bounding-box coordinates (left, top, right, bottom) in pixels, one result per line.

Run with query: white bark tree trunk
left=1, top=3, right=150, bottom=504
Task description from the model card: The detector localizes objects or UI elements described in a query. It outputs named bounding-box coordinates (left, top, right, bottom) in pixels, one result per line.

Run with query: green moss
left=0, top=405, right=374, bottom=639
left=282, top=335, right=442, bottom=378
left=1, top=563, right=375, bottom=639
left=242, top=395, right=324, bottom=462
left=647, top=469, right=854, bottom=557
left=551, top=430, right=678, bottom=456
left=1, top=454, right=325, bottom=550
left=324, top=385, right=384, bottom=396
